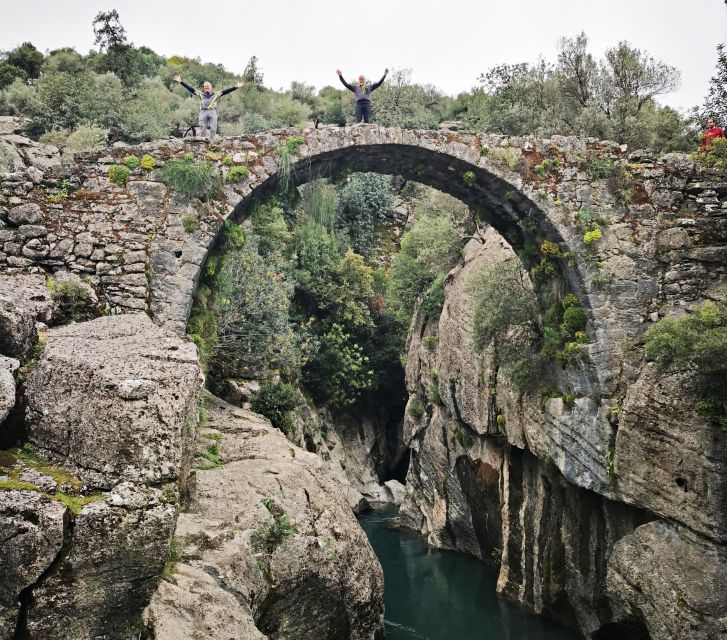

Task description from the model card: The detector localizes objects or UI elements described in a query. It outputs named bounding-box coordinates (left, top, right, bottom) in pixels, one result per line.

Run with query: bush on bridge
left=160, top=154, right=221, bottom=200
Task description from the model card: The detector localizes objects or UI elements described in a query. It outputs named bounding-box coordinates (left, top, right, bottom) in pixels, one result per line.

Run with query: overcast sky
left=1, top=0, right=725, bottom=111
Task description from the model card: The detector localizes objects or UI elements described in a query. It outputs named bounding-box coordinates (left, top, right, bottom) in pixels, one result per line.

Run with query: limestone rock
left=25, top=483, right=177, bottom=639
left=615, top=364, right=727, bottom=542
left=0, top=355, right=19, bottom=426
left=607, top=521, right=727, bottom=640
left=0, top=293, right=36, bottom=360
left=144, top=392, right=385, bottom=640
left=0, top=490, right=66, bottom=638
left=25, top=314, right=201, bottom=489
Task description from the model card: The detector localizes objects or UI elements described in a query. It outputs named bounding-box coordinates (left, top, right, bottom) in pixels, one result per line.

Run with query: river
left=358, top=508, right=582, bottom=640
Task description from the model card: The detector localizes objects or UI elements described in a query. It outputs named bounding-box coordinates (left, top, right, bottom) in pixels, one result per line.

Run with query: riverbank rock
left=143, top=391, right=385, bottom=640
left=0, top=313, right=202, bottom=638
left=24, top=314, right=200, bottom=489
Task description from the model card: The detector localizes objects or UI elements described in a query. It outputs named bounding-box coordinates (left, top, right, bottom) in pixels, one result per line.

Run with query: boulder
left=25, top=483, right=177, bottom=639
left=144, top=392, right=385, bottom=640
left=0, top=272, right=99, bottom=327
left=25, top=314, right=201, bottom=489
left=0, top=294, right=36, bottom=361
left=606, top=520, right=727, bottom=640
left=0, top=491, right=65, bottom=638
left=0, top=355, right=19, bottom=427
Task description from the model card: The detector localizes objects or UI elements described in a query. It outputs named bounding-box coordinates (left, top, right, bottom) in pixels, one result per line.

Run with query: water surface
left=359, top=508, right=582, bottom=640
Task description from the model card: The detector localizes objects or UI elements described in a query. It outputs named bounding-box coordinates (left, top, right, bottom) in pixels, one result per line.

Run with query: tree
left=211, top=236, right=296, bottom=378
left=243, top=55, right=264, bottom=85
left=336, top=172, right=394, bottom=256
left=5, top=42, right=44, bottom=79
left=468, top=257, right=543, bottom=392
left=92, top=10, right=127, bottom=51
left=698, top=43, right=727, bottom=127
left=0, top=63, right=26, bottom=90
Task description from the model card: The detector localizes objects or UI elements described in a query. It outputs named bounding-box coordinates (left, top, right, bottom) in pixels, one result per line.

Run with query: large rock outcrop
left=25, top=314, right=200, bottom=489
left=0, top=313, right=201, bottom=639
left=144, top=392, right=385, bottom=640
left=400, top=223, right=727, bottom=639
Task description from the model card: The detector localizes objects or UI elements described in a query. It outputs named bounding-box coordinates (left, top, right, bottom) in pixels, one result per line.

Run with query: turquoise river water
left=358, top=508, right=582, bottom=640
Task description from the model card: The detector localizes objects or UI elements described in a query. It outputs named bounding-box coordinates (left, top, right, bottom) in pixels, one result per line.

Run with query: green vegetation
left=161, top=537, right=181, bottom=579
left=0, top=447, right=105, bottom=514
left=408, top=398, right=425, bottom=419
left=160, top=155, right=221, bottom=200
left=46, top=277, right=96, bottom=324
left=644, top=298, right=727, bottom=430
left=107, top=164, right=129, bottom=186
left=140, top=154, right=156, bottom=170
left=226, top=165, right=250, bottom=183
left=253, top=513, right=296, bottom=553
left=693, top=137, right=727, bottom=169
left=462, top=171, right=476, bottom=187
left=181, top=213, right=200, bottom=233
left=532, top=157, right=560, bottom=179
left=250, top=380, right=299, bottom=434
left=583, top=228, right=602, bottom=244
left=123, top=154, right=139, bottom=169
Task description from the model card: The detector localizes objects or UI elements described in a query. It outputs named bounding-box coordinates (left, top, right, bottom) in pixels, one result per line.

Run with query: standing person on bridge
left=336, top=69, right=389, bottom=124
left=173, top=75, right=244, bottom=141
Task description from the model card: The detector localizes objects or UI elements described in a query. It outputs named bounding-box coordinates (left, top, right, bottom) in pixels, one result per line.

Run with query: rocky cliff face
left=400, top=223, right=726, bottom=639
left=0, top=313, right=201, bottom=639
left=0, top=277, right=385, bottom=639
left=144, top=392, right=384, bottom=640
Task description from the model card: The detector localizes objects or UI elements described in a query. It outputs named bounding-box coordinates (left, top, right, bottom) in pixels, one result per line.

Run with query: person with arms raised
left=336, top=68, right=389, bottom=124
left=173, top=75, right=244, bottom=141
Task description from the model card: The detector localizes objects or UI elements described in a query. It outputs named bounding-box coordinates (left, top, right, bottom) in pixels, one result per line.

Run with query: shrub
left=108, top=165, right=129, bottom=186
left=584, top=153, right=613, bottom=180
left=408, top=398, right=425, bottom=419
left=123, top=155, right=140, bottom=169
left=182, top=213, right=199, bottom=232
left=160, top=155, right=221, bottom=200
left=286, top=135, right=305, bottom=152
left=423, top=334, right=439, bottom=351
left=140, top=154, right=156, bottom=170
left=222, top=154, right=233, bottom=166
left=693, top=137, right=727, bottom=169
left=462, top=170, right=476, bottom=187
left=252, top=512, right=296, bottom=553
left=607, top=163, right=635, bottom=205
left=65, top=124, right=109, bottom=155
left=561, top=306, right=587, bottom=335
left=48, top=279, right=95, bottom=324
left=469, top=258, right=542, bottom=392
left=557, top=341, right=584, bottom=366
left=250, top=380, right=299, bottom=433
left=533, top=157, right=560, bottom=178
left=540, top=240, right=561, bottom=258
left=226, top=165, right=250, bottom=183
left=583, top=228, right=602, bottom=244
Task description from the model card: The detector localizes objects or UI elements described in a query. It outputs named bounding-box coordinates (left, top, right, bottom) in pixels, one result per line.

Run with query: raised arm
left=173, top=75, right=197, bottom=95
left=337, top=70, right=355, bottom=92
left=220, top=81, right=245, bottom=96
left=369, top=69, right=389, bottom=92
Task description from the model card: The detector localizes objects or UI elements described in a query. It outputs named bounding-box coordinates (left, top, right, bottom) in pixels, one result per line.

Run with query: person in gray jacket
left=336, top=69, right=389, bottom=123
left=173, top=75, right=244, bottom=140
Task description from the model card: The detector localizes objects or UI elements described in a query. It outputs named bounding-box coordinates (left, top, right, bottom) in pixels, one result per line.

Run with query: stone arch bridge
left=0, top=124, right=724, bottom=404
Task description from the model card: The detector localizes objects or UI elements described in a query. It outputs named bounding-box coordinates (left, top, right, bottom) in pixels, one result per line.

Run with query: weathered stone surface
left=25, top=482, right=177, bottom=640
left=0, top=293, right=36, bottom=360
left=0, top=355, right=19, bottom=427
left=606, top=521, right=727, bottom=640
left=0, top=491, right=65, bottom=638
left=7, top=203, right=43, bottom=226
left=615, top=364, right=727, bottom=542
left=25, top=314, right=201, bottom=489
left=144, top=392, right=385, bottom=640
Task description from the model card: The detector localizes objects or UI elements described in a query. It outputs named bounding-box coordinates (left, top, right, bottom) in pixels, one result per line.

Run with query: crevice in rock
left=13, top=507, right=75, bottom=640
